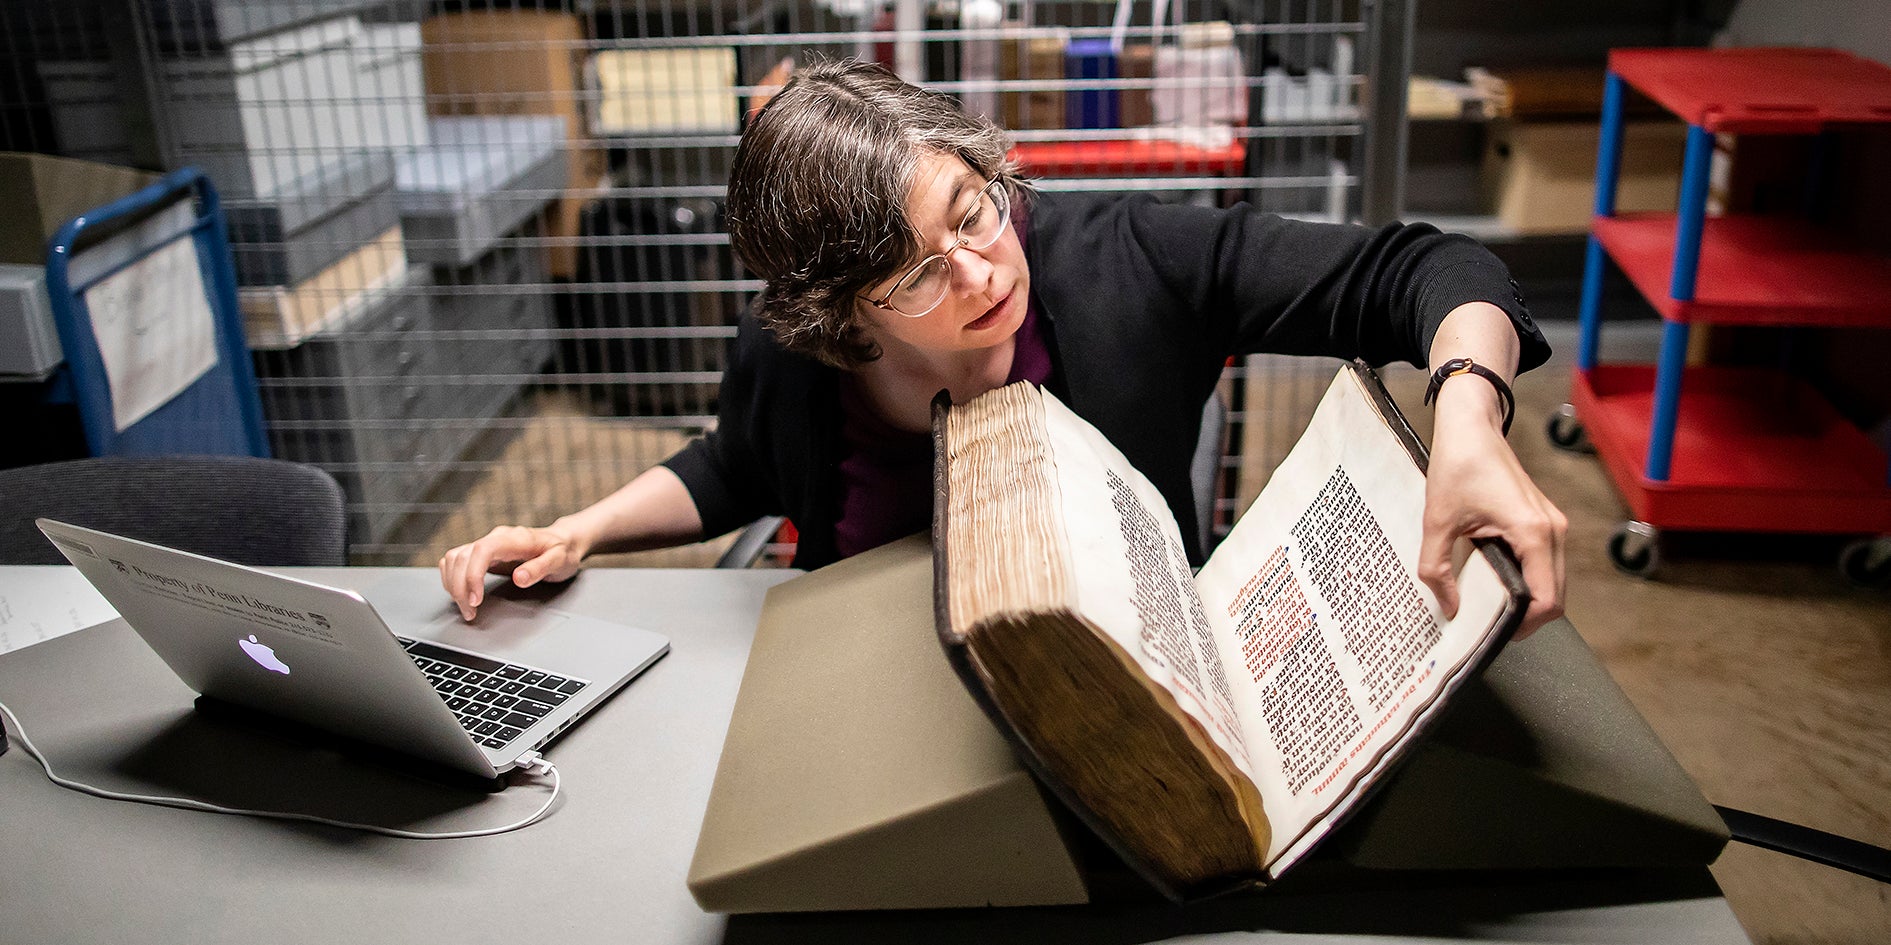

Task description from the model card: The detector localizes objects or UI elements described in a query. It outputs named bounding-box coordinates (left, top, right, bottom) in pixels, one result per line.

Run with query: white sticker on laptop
left=47, top=535, right=99, bottom=559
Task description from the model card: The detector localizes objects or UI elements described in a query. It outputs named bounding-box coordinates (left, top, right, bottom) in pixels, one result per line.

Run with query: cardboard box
left=590, top=47, right=739, bottom=135
left=421, top=11, right=592, bottom=278
left=1119, top=44, right=1155, bottom=128
left=239, top=227, right=408, bottom=349
left=0, top=152, right=158, bottom=266
left=999, top=28, right=1065, bottom=132
left=1469, top=65, right=1669, bottom=123
left=1483, top=120, right=1687, bottom=235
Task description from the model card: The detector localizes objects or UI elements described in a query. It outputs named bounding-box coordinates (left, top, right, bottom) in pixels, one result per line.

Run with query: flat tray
left=1609, top=47, right=1891, bottom=134
left=396, top=117, right=567, bottom=267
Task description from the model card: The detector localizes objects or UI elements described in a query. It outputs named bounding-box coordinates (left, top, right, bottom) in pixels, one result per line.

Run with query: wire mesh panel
left=0, top=0, right=1375, bottom=565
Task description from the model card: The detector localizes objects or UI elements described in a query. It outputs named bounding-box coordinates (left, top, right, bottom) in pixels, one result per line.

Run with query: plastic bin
left=143, top=0, right=379, bottom=52
left=224, top=150, right=397, bottom=287
left=394, top=116, right=566, bottom=267
left=0, top=264, right=60, bottom=379
left=34, top=60, right=139, bottom=167
left=157, top=17, right=370, bottom=198
left=354, top=22, right=430, bottom=153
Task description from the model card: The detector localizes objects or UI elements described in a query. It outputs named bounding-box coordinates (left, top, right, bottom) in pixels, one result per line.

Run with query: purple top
left=833, top=222, right=1053, bottom=559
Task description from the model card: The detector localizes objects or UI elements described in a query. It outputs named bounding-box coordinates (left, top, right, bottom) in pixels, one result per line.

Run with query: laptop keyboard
left=396, top=638, right=591, bottom=750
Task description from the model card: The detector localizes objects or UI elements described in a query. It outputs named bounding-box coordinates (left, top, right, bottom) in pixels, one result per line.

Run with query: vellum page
left=1036, top=394, right=1257, bottom=783
left=1194, top=368, right=1510, bottom=871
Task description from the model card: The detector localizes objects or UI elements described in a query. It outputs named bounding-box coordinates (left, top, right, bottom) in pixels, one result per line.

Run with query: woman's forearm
left=1417, top=299, right=1567, bottom=637
left=552, top=465, right=706, bottom=559
left=1427, top=300, right=1521, bottom=435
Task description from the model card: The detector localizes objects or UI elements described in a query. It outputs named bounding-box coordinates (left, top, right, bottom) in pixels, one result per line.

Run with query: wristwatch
left=1423, top=357, right=1516, bottom=436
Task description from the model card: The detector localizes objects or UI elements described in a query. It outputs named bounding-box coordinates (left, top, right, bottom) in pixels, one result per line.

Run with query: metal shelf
left=1593, top=213, right=1891, bottom=328
left=1571, top=364, right=1891, bottom=535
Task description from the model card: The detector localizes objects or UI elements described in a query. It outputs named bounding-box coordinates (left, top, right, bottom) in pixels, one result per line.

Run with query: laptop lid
left=35, top=519, right=668, bottom=780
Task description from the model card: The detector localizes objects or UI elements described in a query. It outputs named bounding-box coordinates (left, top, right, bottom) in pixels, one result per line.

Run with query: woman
left=441, top=59, right=1566, bottom=636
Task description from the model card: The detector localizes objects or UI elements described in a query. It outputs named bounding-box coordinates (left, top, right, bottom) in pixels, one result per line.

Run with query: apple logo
left=238, top=634, right=291, bottom=675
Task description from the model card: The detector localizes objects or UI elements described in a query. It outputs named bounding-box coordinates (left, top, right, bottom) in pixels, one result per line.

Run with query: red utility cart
left=1556, top=47, right=1891, bottom=582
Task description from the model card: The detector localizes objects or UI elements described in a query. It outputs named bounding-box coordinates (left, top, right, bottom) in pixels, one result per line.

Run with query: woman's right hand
left=437, top=465, right=706, bottom=621
left=438, top=522, right=592, bottom=621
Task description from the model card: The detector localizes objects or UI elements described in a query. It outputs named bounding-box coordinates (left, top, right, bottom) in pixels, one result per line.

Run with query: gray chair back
left=0, top=456, right=347, bottom=566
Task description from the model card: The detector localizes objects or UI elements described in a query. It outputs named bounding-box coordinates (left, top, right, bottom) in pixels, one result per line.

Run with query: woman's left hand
left=1418, top=381, right=1568, bottom=640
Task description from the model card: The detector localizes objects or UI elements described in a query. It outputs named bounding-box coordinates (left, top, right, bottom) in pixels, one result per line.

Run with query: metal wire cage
left=0, top=0, right=1394, bottom=565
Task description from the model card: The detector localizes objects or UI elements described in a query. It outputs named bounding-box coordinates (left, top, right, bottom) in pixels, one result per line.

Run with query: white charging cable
left=0, top=699, right=560, bottom=839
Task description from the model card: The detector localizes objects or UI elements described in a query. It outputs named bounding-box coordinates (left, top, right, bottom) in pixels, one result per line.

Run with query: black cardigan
left=664, top=192, right=1550, bottom=569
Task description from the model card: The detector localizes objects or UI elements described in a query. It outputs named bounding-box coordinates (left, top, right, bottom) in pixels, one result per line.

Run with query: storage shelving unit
left=1, top=0, right=1399, bottom=564
left=1556, top=46, right=1891, bottom=582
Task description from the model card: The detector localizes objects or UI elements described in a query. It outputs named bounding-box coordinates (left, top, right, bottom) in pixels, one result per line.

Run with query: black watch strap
left=1424, top=357, right=1516, bottom=436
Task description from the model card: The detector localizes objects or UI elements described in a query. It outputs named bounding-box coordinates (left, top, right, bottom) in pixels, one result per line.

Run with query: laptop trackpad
left=358, top=575, right=658, bottom=674
left=411, top=596, right=570, bottom=656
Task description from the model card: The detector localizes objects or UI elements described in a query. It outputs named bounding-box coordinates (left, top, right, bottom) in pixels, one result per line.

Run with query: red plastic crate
left=1009, top=138, right=1247, bottom=178
left=1609, top=47, right=1891, bottom=134
left=1571, top=364, right=1891, bottom=534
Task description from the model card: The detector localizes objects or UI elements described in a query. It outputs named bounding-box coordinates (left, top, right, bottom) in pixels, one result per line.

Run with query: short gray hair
left=725, top=58, right=1025, bottom=368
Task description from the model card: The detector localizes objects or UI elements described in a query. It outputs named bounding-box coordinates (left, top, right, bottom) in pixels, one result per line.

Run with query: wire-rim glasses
left=864, top=178, right=1012, bottom=318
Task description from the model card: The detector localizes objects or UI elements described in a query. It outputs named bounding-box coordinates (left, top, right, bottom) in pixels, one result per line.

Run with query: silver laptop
left=36, top=518, right=669, bottom=781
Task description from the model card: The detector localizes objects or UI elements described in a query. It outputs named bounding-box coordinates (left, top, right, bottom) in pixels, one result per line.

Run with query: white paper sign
left=79, top=205, right=218, bottom=433
left=0, top=567, right=119, bottom=656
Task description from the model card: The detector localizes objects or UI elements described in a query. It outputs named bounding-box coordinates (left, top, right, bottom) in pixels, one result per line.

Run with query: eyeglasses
left=864, top=178, right=1012, bottom=319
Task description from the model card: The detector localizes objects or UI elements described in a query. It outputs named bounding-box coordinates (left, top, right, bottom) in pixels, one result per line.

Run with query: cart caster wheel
left=1838, top=538, right=1891, bottom=589
left=1609, top=521, right=1662, bottom=579
left=1545, top=404, right=1590, bottom=453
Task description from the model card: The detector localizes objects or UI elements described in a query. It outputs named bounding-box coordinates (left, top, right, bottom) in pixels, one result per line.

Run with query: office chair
left=714, top=515, right=788, bottom=569
left=0, top=455, right=347, bottom=567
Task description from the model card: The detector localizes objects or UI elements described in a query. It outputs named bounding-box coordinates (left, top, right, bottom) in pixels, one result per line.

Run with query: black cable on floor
left=1717, top=805, right=1891, bottom=884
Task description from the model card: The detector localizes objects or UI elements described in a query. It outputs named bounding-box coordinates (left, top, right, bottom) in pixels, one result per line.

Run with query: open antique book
left=931, top=361, right=1528, bottom=901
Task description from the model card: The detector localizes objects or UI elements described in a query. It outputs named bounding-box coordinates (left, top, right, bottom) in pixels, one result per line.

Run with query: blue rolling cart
left=42, top=167, right=267, bottom=458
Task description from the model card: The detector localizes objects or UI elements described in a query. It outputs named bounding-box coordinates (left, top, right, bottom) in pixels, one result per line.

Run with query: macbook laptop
left=36, top=518, right=669, bottom=782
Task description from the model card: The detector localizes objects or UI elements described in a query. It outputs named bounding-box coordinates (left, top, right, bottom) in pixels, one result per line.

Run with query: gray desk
left=0, top=566, right=1751, bottom=944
